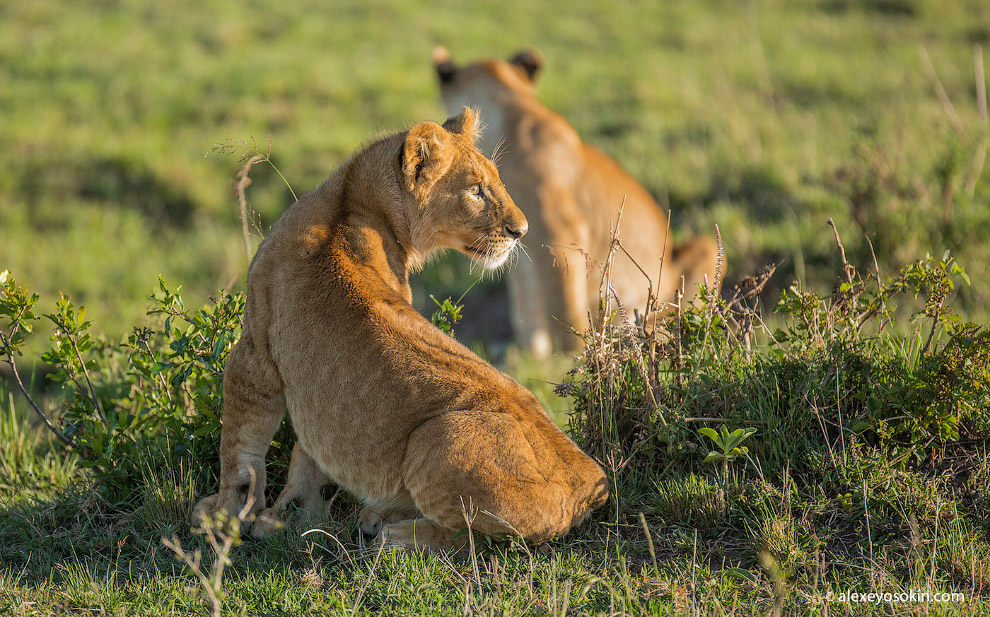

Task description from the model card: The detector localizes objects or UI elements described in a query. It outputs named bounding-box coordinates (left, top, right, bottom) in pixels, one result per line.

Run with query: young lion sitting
left=191, top=108, right=608, bottom=549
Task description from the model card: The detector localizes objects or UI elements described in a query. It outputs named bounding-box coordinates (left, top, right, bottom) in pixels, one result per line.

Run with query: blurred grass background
left=2, top=0, right=989, bottom=352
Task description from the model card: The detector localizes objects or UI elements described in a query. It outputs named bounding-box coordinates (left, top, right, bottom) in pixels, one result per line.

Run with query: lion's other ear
left=508, top=49, right=542, bottom=82
left=432, top=45, right=456, bottom=84
left=442, top=106, right=481, bottom=144
left=403, top=121, right=452, bottom=196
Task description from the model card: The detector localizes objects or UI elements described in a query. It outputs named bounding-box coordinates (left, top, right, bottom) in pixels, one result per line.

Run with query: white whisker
left=515, top=241, right=532, bottom=263
left=490, top=136, right=509, bottom=167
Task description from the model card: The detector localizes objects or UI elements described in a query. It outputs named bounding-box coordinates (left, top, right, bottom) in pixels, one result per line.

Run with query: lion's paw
left=190, top=494, right=220, bottom=528
left=358, top=506, right=385, bottom=538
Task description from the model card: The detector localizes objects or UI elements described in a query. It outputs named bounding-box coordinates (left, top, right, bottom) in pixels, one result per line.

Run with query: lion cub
left=191, top=108, right=608, bottom=549
left=433, top=48, right=721, bottom=357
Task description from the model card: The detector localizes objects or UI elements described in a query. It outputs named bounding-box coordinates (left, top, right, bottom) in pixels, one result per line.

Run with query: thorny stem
left=51, top=316, right=138, bottom=445
left=827, top=217, right=855, bottom=285
left=0, top=329, right=81, bottom=452
left=65, top=329, right=109, bottom=426
left=922, top=298, right=944, bottom=357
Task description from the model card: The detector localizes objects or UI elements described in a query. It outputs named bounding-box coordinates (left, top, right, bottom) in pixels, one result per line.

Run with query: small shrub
left=564, top=227, right=990, bottom=484
left=1, top=272, right=255, bottom=499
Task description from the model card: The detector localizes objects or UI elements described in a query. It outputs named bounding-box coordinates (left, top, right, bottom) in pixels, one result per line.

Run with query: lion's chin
left=462, top=242, right=513, bottom=270
left=482, top=249, right=512, bottom=270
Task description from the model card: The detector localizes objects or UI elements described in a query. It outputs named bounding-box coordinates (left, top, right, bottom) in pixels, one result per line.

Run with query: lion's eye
left=469, top=184, right=483, bottom=197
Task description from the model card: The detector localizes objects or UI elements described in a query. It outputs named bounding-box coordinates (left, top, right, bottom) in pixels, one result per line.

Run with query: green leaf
left=698, top=427, right=720, bottom=444
left=724, top=567, right=756, bottom=583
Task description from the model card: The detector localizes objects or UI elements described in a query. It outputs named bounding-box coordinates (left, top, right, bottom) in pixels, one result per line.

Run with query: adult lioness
left=191, top=108, right=608, bottom=549
left=433, top=48, right=721, bottom=357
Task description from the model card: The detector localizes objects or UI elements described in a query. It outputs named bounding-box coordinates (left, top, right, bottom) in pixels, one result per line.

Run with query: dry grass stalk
left=460, top=496, right=482, bottom=589
left=235, top=155, right=264, bottom=267
left=920, top=46, right=970, bottom=145
left=598, top=197, right=626, bottom=325
left=162, top=468, right=259, bottom=617
left=827, top=217, right=855, bottom=285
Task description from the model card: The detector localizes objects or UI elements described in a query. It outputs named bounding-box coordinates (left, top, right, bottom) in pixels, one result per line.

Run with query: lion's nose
left=505, top=221, right=528, bottom=240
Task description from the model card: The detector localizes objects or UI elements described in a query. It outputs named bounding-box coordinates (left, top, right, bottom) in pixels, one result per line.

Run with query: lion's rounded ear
left=403, top=121, right=452, bottom=197
left=442, top=107, right=481, bottom=144
left=432, top=45, right=456, bottom=84
left=508, top=49, right=542, bottom=82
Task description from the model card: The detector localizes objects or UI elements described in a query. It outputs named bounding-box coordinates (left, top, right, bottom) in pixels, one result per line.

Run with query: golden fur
left=433, top=48, right=721, bottom=357
left=191, top=108, right=608, bottom=548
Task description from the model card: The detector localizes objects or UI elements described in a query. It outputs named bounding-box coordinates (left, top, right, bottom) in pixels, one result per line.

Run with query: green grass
left=3, top=0, right=990, bottom=614
left=2, top=355, right=988, bottom=614
left=3, top=0, right=990, bottom=350
left=3, top=252, right=990, bottom=615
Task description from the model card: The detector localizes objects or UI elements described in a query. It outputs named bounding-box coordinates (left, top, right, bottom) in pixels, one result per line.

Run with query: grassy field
left=2, top=0, right=990, bottom=615
left=2, top=0, right=989, bottom=343
left=2, top=251, right=989, bottom=615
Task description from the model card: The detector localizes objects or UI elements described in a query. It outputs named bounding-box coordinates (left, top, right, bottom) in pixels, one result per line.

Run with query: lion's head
left=433, top=47, right=543, bottom=130
left=401, top=106, right=527, bottom=269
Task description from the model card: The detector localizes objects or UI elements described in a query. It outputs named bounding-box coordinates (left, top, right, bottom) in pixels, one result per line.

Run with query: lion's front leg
left=192, top=336, right=286, bottom=531
left=253, top=442, right=338, bottom=536
left=506, top=257, right=554, bottom=359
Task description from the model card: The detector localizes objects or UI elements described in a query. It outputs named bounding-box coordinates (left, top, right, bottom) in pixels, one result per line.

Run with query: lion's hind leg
left=399, top=410, right=606, bottom=548
left=377, top=517, right=467, bottom=551
left=357, top=493, right=421, bottom=540
left=253, top=442, right=338, bottom=537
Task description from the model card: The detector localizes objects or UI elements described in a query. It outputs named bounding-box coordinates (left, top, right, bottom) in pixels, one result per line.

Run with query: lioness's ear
left=432, top=45, right=456, bottom=84
left=508, top=49, right=542, bottom=82
left=403, top=121, right=452, bottom=197
left=442, top=106, right=481, bottom=144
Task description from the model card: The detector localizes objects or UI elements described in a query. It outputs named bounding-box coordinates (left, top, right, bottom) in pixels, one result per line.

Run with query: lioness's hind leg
left=192, top=336, right=286, bottom=529
left=253, top=442, right=337, bottom=537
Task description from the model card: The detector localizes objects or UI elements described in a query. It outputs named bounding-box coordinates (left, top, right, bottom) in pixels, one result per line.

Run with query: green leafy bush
left=1, top=273, right=251, bottom=498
